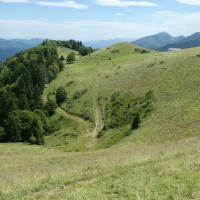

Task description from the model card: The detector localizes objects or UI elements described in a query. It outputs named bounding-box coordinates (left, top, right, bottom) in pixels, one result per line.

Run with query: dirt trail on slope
left=57, top=103, right=104, bottom=137
left=92, top=98, right=104, bottom=137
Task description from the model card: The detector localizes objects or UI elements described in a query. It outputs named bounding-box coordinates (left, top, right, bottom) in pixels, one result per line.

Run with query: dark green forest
left=0, top=43, right=64, bottom=144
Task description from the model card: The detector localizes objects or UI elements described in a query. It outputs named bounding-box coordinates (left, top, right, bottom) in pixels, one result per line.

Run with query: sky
left=0, top=0, right=200, bottom=40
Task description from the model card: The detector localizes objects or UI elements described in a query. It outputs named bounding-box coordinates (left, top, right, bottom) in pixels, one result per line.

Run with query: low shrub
left=73, top=88, right=88, bottom=99
left=104, top=90, right=155, bottom=130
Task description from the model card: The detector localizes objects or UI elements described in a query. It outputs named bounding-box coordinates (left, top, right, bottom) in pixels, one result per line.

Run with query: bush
left=67, top=52, right=76, bottom=64
left=45, top=99, right=57, bottom=116
left=34, top=109, right=50, bottom=134
left=73, top=89, right=88, bottom=99
left=111, top=49, right=120, bottom=54
left=56, top=86, right=67, bottom=104
left=104, top=91, right=155, bottom=130
left=48, top=65, right=60, bottom=81
left=60, top=55, right=65, bottom=61
left=131, top=113, right=140, bottom=130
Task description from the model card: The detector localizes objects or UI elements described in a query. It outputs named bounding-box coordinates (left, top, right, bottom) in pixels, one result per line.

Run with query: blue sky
left=0, top=0, right=200, bottom=40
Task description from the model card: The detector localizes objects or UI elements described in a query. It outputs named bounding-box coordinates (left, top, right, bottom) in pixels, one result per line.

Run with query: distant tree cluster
left=46, top=39, right=94, bottom=56
left=0, top=44, right=63, bottom=144
left=79, top=46, right=93, bottom=56
left=57, top=40, right=83, bottom=51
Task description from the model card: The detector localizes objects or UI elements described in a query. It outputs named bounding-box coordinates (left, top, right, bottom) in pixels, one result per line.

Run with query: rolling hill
left=1, top=42, right=200, bottom=199
left=84, top=38, right=135, bottom=49
left=0, top=38, right=43, bottom=61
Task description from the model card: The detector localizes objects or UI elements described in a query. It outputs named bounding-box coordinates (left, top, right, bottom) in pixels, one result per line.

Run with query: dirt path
left=57, top=104, right=104, bottom=137
left=92, top=98, right=104, bottom=137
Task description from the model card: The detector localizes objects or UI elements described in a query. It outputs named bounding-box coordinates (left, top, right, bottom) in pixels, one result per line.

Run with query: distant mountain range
left=132, top=32, right=200, bottom=51
left=159, top=32, right=200, bottom=51
left=0, top=38, right=43, bottom=61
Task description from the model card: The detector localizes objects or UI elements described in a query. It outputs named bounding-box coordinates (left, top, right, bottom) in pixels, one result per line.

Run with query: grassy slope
left=44, top=43, right=200, bottom=149
left=1, top=137, right=200, bottom=199
left=2, top=43, right=200, bottom=199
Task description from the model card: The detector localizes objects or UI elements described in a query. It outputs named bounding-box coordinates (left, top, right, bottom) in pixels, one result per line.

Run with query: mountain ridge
left=159, top=32, right=200, bottom=51
left=132, top=32, right=184, bottom=50
left=132, top=32, right=200, bottom=51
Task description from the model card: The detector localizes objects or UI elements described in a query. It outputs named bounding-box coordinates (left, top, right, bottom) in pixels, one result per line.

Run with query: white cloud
left=0, top=18, right=161, bottom=40
left=96, top=0, right=157, bottom=7
left=0, top=0, right=29, bottom=3
left=0, top=0, right=89, bottom=9
left=177, top=0, right=200, bottom=5
left=1, top=11, right=200, bottom=40
left=36, top=1, right=89, bottom=9
left=162, top=12, right=200, bottom=35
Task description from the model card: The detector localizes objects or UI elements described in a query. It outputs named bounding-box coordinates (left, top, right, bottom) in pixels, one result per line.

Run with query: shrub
left=34, top=109, right=50, bottom=134
left=60, top=55, right=65, bottom=61
left=45, top=99, right=57, bottom=116
left=67, top=52, right=76, bottom=64
left=104, top=91, right=155, bottom=130
left=135, top=48, right=149, bottom=54
left=56, top=86, right=67, bottom=104
left=111, top=49, right=120, bottom=54
left=48, top=65, right=60, bottom=82
left=73, top=89, right=88, bottom=99
left=131, top=113, right=140, bottom=130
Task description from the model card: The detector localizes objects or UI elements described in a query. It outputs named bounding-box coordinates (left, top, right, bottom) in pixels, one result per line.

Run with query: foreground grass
left=1, top=136, right=200, bottom=199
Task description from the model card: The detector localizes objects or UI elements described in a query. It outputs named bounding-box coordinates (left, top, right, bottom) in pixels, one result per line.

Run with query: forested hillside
left=0, top=42, right=64, bottom=144
left=0, top=39, right=94, bottom=145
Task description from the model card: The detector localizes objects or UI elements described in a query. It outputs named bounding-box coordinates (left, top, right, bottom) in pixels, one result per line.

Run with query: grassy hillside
left=2, top=42, right=200, bottom=199
left=44, top=42, right=200, bottom=150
